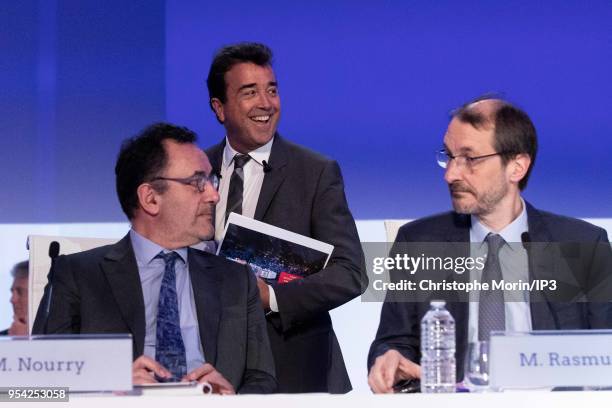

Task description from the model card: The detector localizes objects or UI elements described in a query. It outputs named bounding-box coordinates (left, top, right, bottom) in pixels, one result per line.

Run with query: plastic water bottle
left=420, top=300, right=456, bottom=393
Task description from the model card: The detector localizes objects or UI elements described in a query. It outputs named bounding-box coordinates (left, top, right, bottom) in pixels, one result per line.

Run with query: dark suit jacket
left=207, top=135, right=367, bottom=393
left=368, top=202, right=612, bottom=380
left=0, top=329, right=8, bottom=335
left=32, top=234, right=276, bottom=394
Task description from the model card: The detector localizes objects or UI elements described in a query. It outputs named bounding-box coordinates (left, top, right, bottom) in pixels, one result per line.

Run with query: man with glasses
left=33, top=123, right=276, bottom=393
left=367, top=96, right=612, bottom=393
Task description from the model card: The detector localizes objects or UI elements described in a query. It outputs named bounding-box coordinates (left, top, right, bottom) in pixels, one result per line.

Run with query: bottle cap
left=430, top=300, right=446, bottom=308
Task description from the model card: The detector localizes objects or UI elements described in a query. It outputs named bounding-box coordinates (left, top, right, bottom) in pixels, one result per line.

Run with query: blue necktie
left=155, top=251, right=187, bottom=381
left=478, top=233, right=506, bottom=341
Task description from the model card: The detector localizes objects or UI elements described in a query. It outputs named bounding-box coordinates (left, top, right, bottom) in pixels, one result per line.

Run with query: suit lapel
left=207, top=136, right=288, bottom=221
left=101, top=234, right=146, bottom=356
left=254, top=134, right=288, bottom=221
left=448, top=212, right=471, bottom=243
left=206, top=139, right=225, bottom=176
left=526, top=202, right=555, bottom=287
left=188, top=249, right=221, bottom=366
left=448, top=213, right=470, bottom=353
left=526, top=203, right=561, bottom=329
left=526, top=203, right=584, bottom=329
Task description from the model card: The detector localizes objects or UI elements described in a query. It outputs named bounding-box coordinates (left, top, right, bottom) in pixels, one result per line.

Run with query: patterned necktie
left=155, top=251, right=187, bottom=381
left=225, top=154, right=252, bottom=224
left=478, top=233, right=506, bottom=341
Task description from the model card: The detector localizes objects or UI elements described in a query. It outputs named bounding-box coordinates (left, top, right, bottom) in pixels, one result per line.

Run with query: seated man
left=368, top=96, right=612, bottom=393
left=33, top=123, right=276, bottom=394
left=1, top=261, right=29, bottom=336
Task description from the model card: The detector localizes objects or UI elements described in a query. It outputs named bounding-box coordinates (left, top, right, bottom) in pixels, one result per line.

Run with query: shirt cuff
left=268, top=285, right=279, bottom=313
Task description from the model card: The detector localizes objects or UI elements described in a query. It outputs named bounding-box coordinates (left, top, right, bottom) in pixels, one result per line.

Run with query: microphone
left=521, top=232, right=559, bottom=329
left=520, top=232, right=530, bottom=250
left=49, top=241, right=60, bottom=259
left=262, top=160, right=272, bottom=173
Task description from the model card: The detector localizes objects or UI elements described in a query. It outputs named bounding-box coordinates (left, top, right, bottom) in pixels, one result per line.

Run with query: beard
left=449, top=180, right=508, bottom=216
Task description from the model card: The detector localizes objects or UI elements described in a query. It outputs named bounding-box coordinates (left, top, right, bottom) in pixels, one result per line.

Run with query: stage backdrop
left=1, top=0, right=611, bottom=392
left=1, top=0, right=610, bottom=224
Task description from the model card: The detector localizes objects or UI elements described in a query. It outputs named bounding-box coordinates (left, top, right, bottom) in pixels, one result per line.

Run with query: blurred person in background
left=1, top=260, right=29, bottom=335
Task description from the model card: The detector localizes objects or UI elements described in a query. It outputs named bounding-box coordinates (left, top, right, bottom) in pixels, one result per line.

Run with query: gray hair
left=11, top=260, right=28, bottom=279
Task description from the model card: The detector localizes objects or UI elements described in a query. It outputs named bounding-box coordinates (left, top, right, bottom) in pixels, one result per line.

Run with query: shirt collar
left=129, top=229, right=188, bottom=265
left=470, top=197, right=528, bottom=247
left=222, top=135, right=274, bottom=170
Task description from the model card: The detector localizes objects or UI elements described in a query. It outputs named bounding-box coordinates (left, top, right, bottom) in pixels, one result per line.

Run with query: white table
left=17, top=390, right=612, bottom=408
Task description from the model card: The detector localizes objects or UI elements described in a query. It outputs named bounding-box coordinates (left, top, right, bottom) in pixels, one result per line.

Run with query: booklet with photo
left=216, top=213, right=334, bottom=284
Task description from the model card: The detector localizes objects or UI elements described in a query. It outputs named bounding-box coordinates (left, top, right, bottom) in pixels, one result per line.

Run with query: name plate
left=0, top=335, right=132, bottom=392
left=490, top=330, right=612, bottom=388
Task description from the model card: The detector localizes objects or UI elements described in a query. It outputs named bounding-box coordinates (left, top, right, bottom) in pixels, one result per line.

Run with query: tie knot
left=485, top=233, right=505, bottom=256
left=157, top=251, right=181, bottom=265
left=233, top=154, right=251, bottom=169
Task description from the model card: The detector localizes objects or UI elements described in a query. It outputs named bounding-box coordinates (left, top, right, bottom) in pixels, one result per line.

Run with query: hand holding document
left=183, top=363, right=235, bottom=395
left=132, top=355, right=172, bottom=384
left=133, top=357, right=234, bottom=395
left=217, top=213, right=334, bottom=284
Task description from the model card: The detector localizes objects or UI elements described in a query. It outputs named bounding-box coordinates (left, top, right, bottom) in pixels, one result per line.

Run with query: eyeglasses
left=436, top=150, right=508, bottom=170
left=150, top=172, right=220, bottom=193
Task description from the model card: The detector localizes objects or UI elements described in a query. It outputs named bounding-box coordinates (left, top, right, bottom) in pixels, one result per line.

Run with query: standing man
left=367, top=96, right=612, bottom=393
left=1, top=261, right=29, bottom=335
left=33, top=123, right=276, bottom=394
left=206, top=42, right=366, bottom=393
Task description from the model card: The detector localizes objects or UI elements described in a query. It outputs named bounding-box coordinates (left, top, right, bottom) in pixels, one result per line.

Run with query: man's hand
left=132, top=355, right=171, bottom=385
left=256, top=277, right=270, bottom=310
left=183, top=363, right=235, bottom=395
left=8, top=316, right=28, bottom=336
left=368, top=349, right=421, bottom=394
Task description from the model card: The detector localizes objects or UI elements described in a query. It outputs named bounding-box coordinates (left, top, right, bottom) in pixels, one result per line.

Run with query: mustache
left=249, top=108, right=275, bottom=115
left=449, top=182, right=473, bottom=194
left=198, top=205, right=215, bottom=216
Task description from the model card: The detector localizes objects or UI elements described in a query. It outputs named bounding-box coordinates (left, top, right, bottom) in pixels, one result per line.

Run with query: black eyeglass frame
left=149, top=171, right=220, bottom=193
left=436, top=150, right=514, bottom=169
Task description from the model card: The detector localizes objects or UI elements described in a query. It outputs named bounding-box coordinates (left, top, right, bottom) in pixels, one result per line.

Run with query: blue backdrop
left=2, top=0, right=610, bottom=223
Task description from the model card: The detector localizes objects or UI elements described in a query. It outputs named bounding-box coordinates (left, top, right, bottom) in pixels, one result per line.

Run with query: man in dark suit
left=205, top=42, right=366, bottom=393
left=367, top=97, right=612, bottom=393
left=33, top=123, right=276, bottom=394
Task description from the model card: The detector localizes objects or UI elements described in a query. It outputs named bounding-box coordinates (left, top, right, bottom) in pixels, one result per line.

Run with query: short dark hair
left=451, top=96, right=538, bottom=190
left=206, top=42, right=273, bottom=107
left=11, top=261, right=28, bottom=279
left=115, top=123, right=197, bottom=219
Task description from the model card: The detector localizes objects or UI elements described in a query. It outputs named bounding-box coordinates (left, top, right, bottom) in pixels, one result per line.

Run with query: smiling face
left=211, top=62, right=280, bottom=153
left=154, top=140, right=220, bottom=247
left=443, top=117, right=512, bottom=217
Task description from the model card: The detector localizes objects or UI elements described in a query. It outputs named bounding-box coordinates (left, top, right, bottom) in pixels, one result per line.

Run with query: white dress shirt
left=130, top=229, right=206, bottom=371
left=214, top=136, right=273, bottom=241
left=468, top=197, right=532, bottom=343
left=214, top=136, right=279, bottom=312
